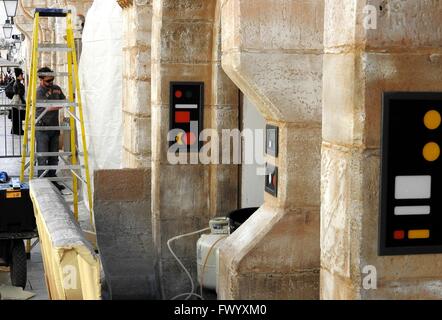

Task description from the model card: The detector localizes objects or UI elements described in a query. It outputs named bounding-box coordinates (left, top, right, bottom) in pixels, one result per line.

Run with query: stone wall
left=94, top=169, right=158, bottom=299
left=122, top=1, right=153, bottom=168
left=217, top=0, right=324, bottom=299
left=209, top=0, right=239, bottom=217
left=151, top=0, right=218, bottom=299
left=321, top=0, right=442, bottom=299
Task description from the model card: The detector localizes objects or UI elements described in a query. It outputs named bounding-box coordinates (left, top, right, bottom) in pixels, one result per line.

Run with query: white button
left=394, top=206, right=431, bottom=216
left=395, top=176, right=431, bottom=199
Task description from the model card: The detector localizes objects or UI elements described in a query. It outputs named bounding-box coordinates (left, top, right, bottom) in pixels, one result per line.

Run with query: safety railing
left=0, top=88, right=27, bottom=158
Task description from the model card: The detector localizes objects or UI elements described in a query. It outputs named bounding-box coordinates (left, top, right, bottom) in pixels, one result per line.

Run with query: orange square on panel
left=408, top=229, right=430, bottom=239
left=175, top=111, right=190, bottom=123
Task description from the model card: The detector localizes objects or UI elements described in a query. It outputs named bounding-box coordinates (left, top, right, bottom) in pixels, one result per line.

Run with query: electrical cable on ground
left=167, top=227, right=211, bottom=300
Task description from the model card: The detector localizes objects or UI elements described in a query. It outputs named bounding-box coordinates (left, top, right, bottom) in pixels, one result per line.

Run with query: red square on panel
left=393, top=230, right=405, bottom=240
left=175, top=111, right=190, bottom=123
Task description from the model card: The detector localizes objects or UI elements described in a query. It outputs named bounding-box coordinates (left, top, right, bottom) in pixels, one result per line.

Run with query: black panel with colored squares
left=380, top=92, right=442, bottom=256
left=265, top=125, right=279, bottom=197
left=265, top=164, right=278, bottom=197
left=169, top=82, right=204, bottom=152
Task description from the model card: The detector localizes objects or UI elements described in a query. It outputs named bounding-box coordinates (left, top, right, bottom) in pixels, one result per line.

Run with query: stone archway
left=217, top=0, right=324, bottom=299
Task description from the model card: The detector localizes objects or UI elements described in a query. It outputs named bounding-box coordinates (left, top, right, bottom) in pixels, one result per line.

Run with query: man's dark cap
left=14, top=67, right=23, bottom=77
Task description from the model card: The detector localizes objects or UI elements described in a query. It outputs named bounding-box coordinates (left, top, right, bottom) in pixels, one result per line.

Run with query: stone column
left=151, top=0, right=217, bottom=299
left=321, top=0, right=442, bottom=299
left=218, top=0, right=323, bottom=299
left=121, top=0, right=153, bottom=168
left=209, top=0, right=239, bottom=216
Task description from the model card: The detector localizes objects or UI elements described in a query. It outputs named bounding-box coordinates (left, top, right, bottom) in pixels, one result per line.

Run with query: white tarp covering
left=79, top=0, right=123, bottom=174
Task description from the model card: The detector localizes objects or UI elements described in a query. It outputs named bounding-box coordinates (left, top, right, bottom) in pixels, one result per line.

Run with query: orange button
left=423, top=142, right=440, bottom=162
left=408, top=229, right=430, bottom=239
left=424, top=110, right=441, bottom=130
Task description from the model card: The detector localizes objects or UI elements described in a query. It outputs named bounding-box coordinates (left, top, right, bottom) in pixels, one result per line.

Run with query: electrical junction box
left=169, top=82, right=204, bottom=152
left=380, top=92, right=442, bottom=255
left=265, top=163, right=278, bottom=197
left=266, top=124, right=279, bottom=157
left=0, top=182, right=36, bottom=233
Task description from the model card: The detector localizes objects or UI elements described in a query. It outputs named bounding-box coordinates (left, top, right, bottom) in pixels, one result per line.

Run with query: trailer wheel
left=10, top=240, right=27, bottom=289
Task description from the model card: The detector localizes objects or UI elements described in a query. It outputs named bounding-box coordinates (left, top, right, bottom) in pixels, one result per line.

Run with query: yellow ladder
left=20, top=8, right=93, bottom=226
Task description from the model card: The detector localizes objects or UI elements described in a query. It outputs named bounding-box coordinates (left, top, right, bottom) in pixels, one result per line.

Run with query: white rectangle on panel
left=394, top=206, right=431, bottom=216
left=395, top=176, right=431, bottom=199
left=175, top=104, right=198, bottom=109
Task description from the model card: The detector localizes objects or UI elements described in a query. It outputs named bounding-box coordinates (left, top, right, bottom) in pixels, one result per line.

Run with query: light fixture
left=3, top=19, right=12, bottom=39
left=12, top=33, right=20, bottom=50
left=3, top=0, right=18, bottom=18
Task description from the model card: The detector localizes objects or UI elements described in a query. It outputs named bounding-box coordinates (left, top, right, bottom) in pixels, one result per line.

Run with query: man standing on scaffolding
left=36, top=66, right=66, bottom=192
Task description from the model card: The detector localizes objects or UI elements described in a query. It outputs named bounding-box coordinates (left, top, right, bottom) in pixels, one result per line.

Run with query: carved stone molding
left=117, top=0, right=133, bottom=9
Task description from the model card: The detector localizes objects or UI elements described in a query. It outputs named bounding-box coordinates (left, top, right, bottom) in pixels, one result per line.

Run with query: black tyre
left=10, top=240, right=27, bottom=289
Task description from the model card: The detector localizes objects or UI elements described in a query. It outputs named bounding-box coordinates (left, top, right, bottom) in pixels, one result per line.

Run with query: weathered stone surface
left=240, top=208, right=320, bottom=272
left=151, top=63, right=213, bottom=106
left=323, top=0, right=358, bottom=50
left=124, top=46, right=151, bottom=80
left=320, top=268, right=358, bottom=300
left=94, top=169, right=159, bottom=299
left=278, top=126, right=322, bottom=209
left=94, top=169, right=150, bottom=201
left=152, top=0, right=216, bottom=299
left=323, top=51, right=442, bottom=149
left=218, top=205, right=319, bottom=299
left=209, top=164, right=239, bottom=216
left=160, top=257, right=199, bottom=299
left=322, top=0, right=442, bottom=300
left=325, top=0, right=442, bottom=50
left=363, top=52, right=442, bottom=148
left=159, top=21, right=213, bottom=64
left=150, top=104, right=170, bottom=164
left=322, top=53, right=363, bottom=147
left=210, top=106, right=238, bottom=131
left=156, top=217, right=208, bottom=261
left=212, top=63, right=239, bottom=107
left=161, top=0, right=216, bottom=21
left=123, top=79, right=151, bottom=116
left=122, top=0, right=153, bottom=169
left=155, top=164, right=210, bottom=220
left=122, top=151, right=151, bottom=168
left=238, top=0, right=323, bottom=51
left=218, top=0, right=323, bottom=300
left=236, top=271, right=319, bottom=300
left=222, top=52, right=322, bottom=123
left=209, top=19, right=241, bottom=219
left=362, top=278, right=442, bottom=300
left=123, top=112, right=151, bottom=156
left=320, top=145, right=366, bottom=281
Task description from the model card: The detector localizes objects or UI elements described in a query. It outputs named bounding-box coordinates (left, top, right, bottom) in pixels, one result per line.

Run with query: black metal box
left=0, top=183, right=36, bottom=233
